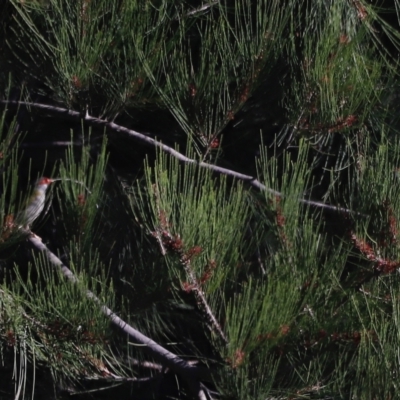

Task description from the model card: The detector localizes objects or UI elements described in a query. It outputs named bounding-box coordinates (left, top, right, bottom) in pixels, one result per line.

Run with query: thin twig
left=1, top=100, right=359, bottom=215
left=51, top=178, right=93, bottom=195
left=20, top=141, right=79, bottom=148
left=144, top=1, right=219, bottom=36
left=151, top=186, right=227, bottom=344
left=184, top=1, right=219, bottom=17
left=182, top=255, right=228, bottom=345
left=163, top=230, right=228, bottom=345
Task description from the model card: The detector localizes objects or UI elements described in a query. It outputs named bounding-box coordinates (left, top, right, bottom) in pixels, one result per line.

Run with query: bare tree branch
left=27, top=232, right=212, bottom=398
left=1, top=100, right=358, bottom=215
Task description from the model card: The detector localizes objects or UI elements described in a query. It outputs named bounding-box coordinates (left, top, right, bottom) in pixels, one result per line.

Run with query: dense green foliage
left=1, top=0, right=400, bottom=399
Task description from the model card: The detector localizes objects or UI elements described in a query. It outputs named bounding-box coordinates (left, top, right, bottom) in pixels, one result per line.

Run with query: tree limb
left=27, top=232, right=212, bottom=398
left=1, top=100, right=358, bottom=215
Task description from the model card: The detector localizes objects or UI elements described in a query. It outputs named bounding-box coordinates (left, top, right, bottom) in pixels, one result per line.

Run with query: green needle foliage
left=0, top=106, right=24, bottom=249
left=138, top=148, right=249, bottom=291
left=2, top=0, right=400, bottom=399
left=141, top=0, right=287, bottom=155
left=285, top=0, right=388, bottom=147
left=56, top=132, right=108, bottom=251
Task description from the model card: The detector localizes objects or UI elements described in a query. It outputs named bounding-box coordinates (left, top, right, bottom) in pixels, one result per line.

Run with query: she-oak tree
left=1, top=0, right=400, bottom=399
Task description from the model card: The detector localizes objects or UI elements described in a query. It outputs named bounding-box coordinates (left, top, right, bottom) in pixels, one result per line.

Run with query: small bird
left=16, top=177, right=53, bottom=228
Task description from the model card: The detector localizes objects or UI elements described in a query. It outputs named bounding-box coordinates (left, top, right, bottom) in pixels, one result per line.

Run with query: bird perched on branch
left=16, top=177, right=53, bottom=228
